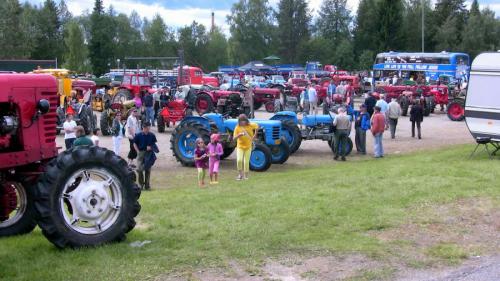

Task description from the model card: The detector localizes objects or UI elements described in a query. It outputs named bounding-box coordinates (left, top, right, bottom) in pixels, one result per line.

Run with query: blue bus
left=373, top=51, right=470, bottom=82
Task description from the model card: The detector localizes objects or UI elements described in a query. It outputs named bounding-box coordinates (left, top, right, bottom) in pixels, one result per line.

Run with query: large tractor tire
left=329, top=137, right=354, bottom=156
left=112, top=90, right=131, bottom=104
left=269, top=140, right=290, bottom=164
left=447, top=99, right=465, bottom=121
left=249, top=143, right=272, bottom=172
left=0, top=182, right=37, bottom=237
left=423, top=97, right=432, bottom=117
left=157, top=114, right=166, bottom=133
left=429, top=96, right=436, bottom=113
left=79, top=106, right=94, bottom=135
left=35, top=146, right=141, bottom=248
left=195, top=93, right=214, bottom=115
left=280, top=120, right=302, bottom=154
left=170, top=122, right=210, bottom=167
left=100, top=111, right=112, bottom=136
left=399, top=96, right=410, bottom=116
left=253, top=101, right=263, bottom=111
left=220, top=146, right=235, bottom=160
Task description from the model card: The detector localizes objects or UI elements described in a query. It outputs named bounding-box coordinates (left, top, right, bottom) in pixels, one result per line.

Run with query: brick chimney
left=211, top=12, right=215, bottom=33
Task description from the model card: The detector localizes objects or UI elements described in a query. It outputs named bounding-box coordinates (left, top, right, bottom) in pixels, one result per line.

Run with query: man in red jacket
left=371, top=106, right=385, bottom=158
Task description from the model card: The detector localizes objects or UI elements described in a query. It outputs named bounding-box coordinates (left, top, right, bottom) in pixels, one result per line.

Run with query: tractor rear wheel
left=329, top=137, right=354, bottom=156
left=221, top=146, right=235, bottom=160
left=447, top=99, right=465, bottom=121
left=100, top=111, right=112, bottom=136
left=157, top=114, right=166, bottom=133
left=35, top=146, right=141, bottom=248
left=79, top=106, right=94, bottom=135
left=170, top=122, right=210, bottom=167
left=195, top=93, right=214, bottom=115
left=253, top=101, right=263, bottom=111
left=112, top=90, right=131, bottom=104
left=399, top=96, right=409, bottom=116
left=0, top=182, right=37, bottom=237
left=269, top=140, right=290, bottom=164
left=280, top=120, right=302, bottom=154
left=249, top=143, right=272, bottom=172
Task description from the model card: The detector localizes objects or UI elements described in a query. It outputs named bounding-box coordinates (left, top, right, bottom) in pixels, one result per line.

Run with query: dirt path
left=56, top=109, right=473, bottom=180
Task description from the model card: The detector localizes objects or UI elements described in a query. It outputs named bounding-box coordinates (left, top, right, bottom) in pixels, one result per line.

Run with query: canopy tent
left=238, top=61, right=274, bottom=73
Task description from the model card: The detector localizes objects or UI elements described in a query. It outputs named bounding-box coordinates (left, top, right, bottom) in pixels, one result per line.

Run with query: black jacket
left=364, top=96, right=377, bottom=116
left=410, top=104, right=424, bottom=122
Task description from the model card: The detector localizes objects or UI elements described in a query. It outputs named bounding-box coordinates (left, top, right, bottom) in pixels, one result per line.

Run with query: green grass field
left=1, top=145, right=499, bottom=281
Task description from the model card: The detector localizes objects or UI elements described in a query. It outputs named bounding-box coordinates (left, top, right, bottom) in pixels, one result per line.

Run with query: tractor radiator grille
left=272, top=126, right=280, bottom=140
left=41, top=92, right=58, bottom=143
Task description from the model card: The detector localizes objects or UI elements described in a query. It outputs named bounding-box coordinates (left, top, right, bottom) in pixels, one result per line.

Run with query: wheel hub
left=67, top=178, right=111, bottom=221
left=0, top=183, right=18, bottom=222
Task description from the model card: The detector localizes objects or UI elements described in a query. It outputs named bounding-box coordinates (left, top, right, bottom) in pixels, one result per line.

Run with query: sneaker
left=334, top=156, right=339, bottom=160
left=209, top=181, right=215, bottom=185
left=244, top=177, right=249, bottom=180
left=236, top=176, right=242, bottom=181
left=341, top=156, right=346, bottom=161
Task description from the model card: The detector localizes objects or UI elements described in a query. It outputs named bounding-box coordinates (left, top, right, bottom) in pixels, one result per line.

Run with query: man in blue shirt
left=354, top=104, right=371, bottom=155
left=133, top=121, right=157, bottom=190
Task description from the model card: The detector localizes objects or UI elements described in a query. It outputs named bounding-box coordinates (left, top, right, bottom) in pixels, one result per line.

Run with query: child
left=194, top=138, right=209, bottom=187
left=208, top=134, right=223, bottom=184
left=90, top=128, right=100, bottom=146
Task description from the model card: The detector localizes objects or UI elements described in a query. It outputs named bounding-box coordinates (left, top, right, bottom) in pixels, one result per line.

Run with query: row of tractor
left=168, top=110, right=353, bottom=172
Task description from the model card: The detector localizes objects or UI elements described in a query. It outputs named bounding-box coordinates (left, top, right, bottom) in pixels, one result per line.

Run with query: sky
left=25, top=0, right=500, bottom=35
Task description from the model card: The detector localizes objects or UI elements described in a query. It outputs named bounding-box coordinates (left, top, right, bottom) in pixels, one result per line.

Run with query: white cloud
left=62, top=0, right=230, bottom=34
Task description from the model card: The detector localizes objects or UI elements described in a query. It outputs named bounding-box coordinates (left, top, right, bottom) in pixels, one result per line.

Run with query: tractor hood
left=223, top=119, right=282, bottom=132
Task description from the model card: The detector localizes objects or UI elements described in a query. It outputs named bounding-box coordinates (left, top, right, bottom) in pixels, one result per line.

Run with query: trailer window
left=467, top=74, right=500, bottom=108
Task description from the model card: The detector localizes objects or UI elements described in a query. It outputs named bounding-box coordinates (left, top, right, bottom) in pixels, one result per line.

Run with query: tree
left=143, top=14, right=176, bottom=67
left=205, top=27, right=229, bottom=71
left=0, top=0, right=28, bottom=59
left=32, top=0, right=63, bottom=60
left=433, top=0, right=467, bottom=43
left=227, top=0, right=275, bottom=64
left=315, top=0, right=351, bottom=46
left=297, top=37, right=335, bottom=64
left=353, top=0, right=378, bottom=54
left=113, top=13, right=142, bottom=60
left=178, top=21, right=208, bottom=68
left=89, top=0, right=115, bottom=75
left=358, top=50, right=375, bottom=70
left=434, top=15, right=459, bottom=51
left=403, top=0, right=434, bottom=52
left=63, top=21, right=88, bottom=72
left=377, top=0, right=405, bottom=52
left=469, top=0, right=480, bottom=17
left=276, top=0, right=311, bottom=63
left=461, top=9, right=484, bottom=58
left=332, top=39, right=355, bottom=69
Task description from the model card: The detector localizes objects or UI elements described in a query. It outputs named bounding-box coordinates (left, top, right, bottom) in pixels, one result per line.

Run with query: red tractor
left=0, top=74, right=141, bottom=248
left=112, top=72, right=152, bottom=103
left=157, top=88, right=193, bottom=132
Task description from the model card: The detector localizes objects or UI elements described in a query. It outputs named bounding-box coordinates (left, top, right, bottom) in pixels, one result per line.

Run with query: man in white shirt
left=308, top=84, right=318, bottom=115
left=387, top=98, right=402, bottom=139
left=126, top=109, right=141, bottom=168
left=63, top=113, right=77, bottom=149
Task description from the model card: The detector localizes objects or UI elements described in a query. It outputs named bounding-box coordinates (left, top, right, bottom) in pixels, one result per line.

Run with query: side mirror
left=37, top=99, right=50, bottom=115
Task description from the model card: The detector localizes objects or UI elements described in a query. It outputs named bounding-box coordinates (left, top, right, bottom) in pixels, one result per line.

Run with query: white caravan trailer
left=465, top=52, right=500, bottom=141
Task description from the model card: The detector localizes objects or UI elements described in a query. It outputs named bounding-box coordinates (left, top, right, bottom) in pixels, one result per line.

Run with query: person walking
left=153, top=90, right=161, bottom=125
left=133, top=121, right=157, bottom=190
left=207, top=134, right=223, bottom=184
left=371, top=106, right=386, bottom=158
left=387, top=98, right=402, bottom=139
left=364, top=92, right=378, bottom=117
left=354, top=104, right=370, bottom=154
left=375, top=94, right=389, bottom=129
left=112, top=112, right=124, bottom=155
left=300, top=88, right=310, bottom=115
left=333, top=107, right=351, bottom=161
left=143, top=92, right=155, bottom=126
left=126, top=109, right=141, bottom=168
left=410, top=99, right=424, bottom=139
left=73, top=126, right=94, bottom=147
left=308, top=83, right=318, bottom=115
left=63, top=113, right=77, bottom=150
left=233, top=114, right=258, bottom=181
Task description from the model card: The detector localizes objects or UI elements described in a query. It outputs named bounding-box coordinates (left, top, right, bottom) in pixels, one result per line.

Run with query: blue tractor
left=270, top=111, right=354, bottom=155
left=170, top=113, right=290, bottom=172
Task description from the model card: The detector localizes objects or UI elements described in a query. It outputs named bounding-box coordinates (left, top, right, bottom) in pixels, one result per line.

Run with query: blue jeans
left=374, top=133, right=384, bottom=157
left=145, top=107, right=154, bottom=125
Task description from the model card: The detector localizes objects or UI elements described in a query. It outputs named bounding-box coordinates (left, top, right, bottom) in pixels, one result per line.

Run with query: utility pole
left=422, top=0, right=425, bottom=52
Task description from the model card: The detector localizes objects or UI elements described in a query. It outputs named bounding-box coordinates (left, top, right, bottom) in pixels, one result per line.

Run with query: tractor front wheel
left=447, top=99, right=465, bottom=121
left=0, top=182, right=37, bottom=237
left=249, top=143, right=272, bottom=172
left=269, top=140, right=290, bottom=164
left=35, top=146, right=141, bottom=248
left=265, top=101, right=275, bottom=113
left=170, top=122, right=210, bottom=166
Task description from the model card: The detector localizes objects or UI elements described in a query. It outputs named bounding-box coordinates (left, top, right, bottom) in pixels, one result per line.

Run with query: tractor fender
left=270, top=111, right=298, bottom=125
left=203, top=113, right=225, bottom=132
left=198, top=90, right=217, bottom=102
left=179, top=116, right=211, bottom=131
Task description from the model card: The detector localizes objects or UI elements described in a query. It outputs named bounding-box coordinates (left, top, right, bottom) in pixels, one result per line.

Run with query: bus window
left=455, top=56, right=468, bottom=65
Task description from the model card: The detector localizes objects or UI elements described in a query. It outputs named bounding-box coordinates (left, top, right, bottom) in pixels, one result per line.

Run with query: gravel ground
left=56, top=108, right=474, bottom=178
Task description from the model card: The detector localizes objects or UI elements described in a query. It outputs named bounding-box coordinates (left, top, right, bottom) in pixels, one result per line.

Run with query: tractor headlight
left=274, top=139, right=281, bottom=145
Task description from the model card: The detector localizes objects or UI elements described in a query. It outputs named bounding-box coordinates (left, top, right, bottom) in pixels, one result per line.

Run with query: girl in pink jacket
left=208, top=134, right=224, bottom=184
